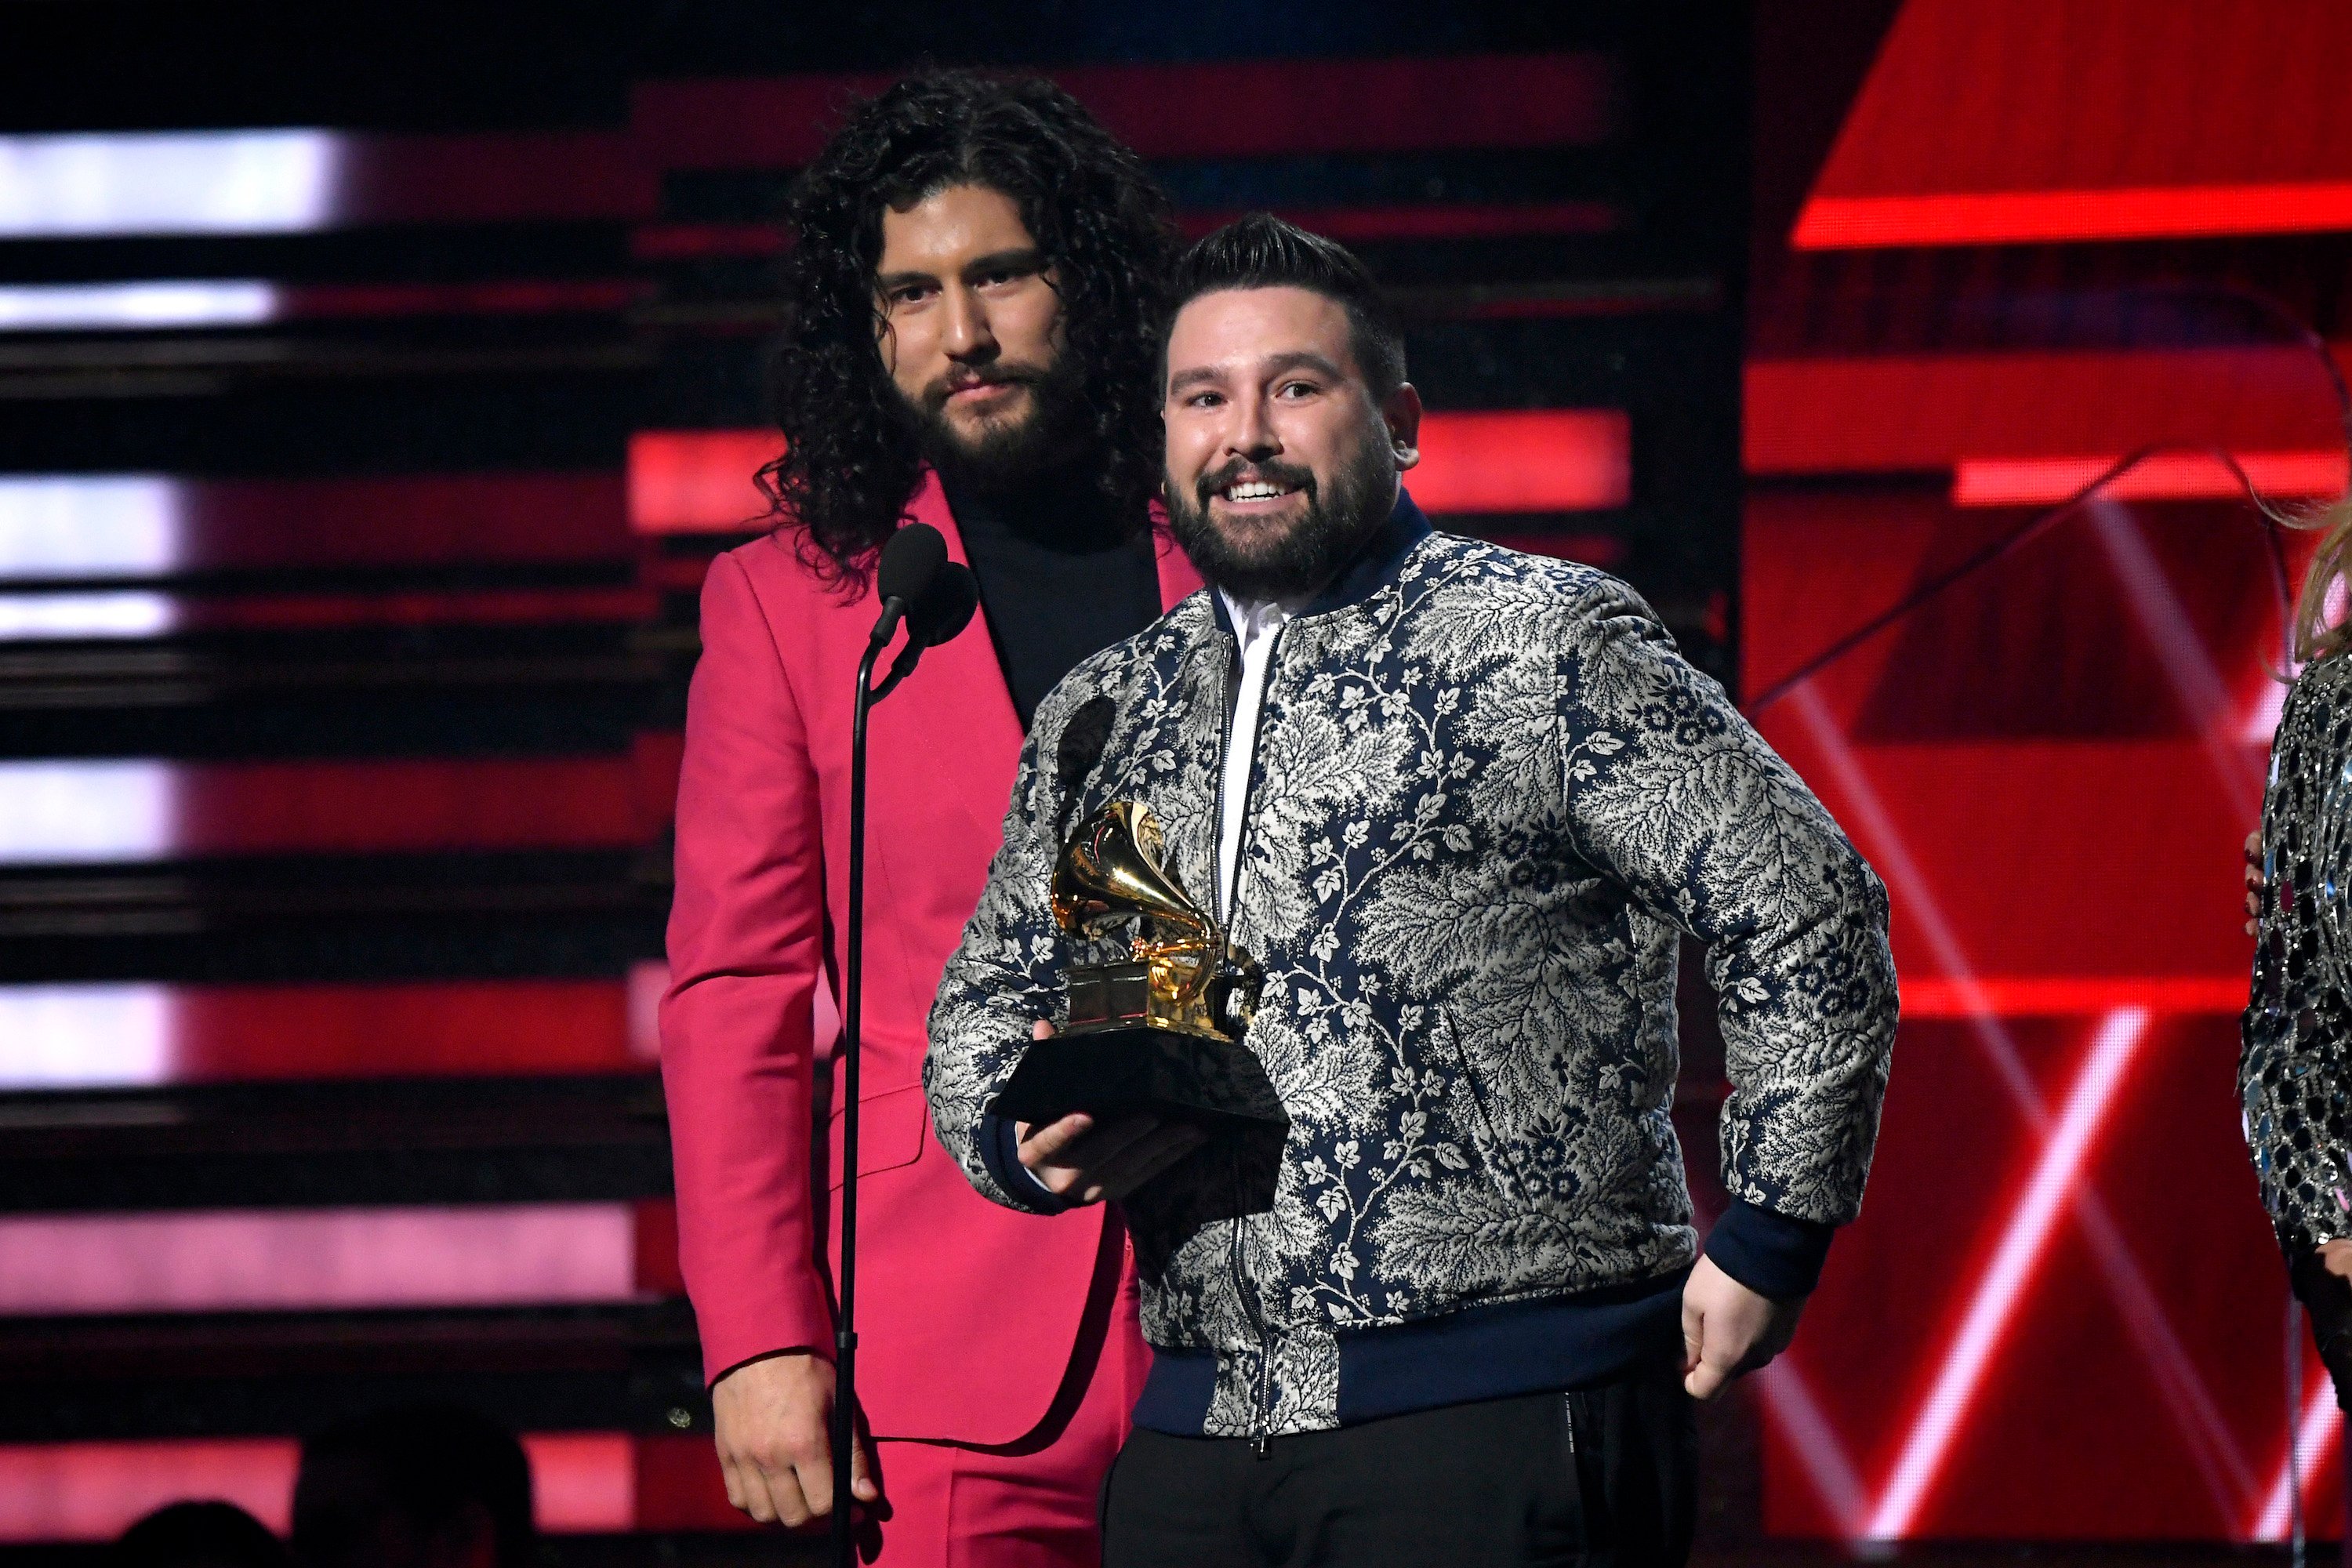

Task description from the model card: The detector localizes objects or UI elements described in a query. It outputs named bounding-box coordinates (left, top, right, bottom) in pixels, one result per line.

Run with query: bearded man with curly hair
left=658, top=72, right=1200, bottom=1564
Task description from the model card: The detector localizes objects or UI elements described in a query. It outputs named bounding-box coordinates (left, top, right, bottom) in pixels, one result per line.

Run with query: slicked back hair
left=1163, top=213, right=1407, bottom=400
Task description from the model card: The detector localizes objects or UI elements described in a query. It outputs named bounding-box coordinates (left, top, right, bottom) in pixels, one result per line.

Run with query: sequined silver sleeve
left=2242, top=653, right=2352, bottom=1250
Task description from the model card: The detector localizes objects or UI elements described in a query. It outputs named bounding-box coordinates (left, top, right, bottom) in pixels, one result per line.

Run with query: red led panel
left=1740, top=467, right=2318, bottom=1541
left=1903, top=975, right=2249, bottom=1020
left=1953, top=451, right=2349, bottom=507
left=330, top=132, right=655, bottom=224
left=1410, top=410, right=1631, bottom=514
left=0, top=1433, right=676, bottom=1542
left=1745, top=350, right=2347, bottom=479
left=0, top=1205, right=644, bottom=1316
left=0, top=473, right=630, bottom=584
left=0, top=978, right=645, bottom=1089
left=627, top=430, right=779, bottom=535
left=1177, top=202, right=1619, bottom=242
left=1793, top=0, right=2352, bottom=249
left=638, top=204, right=1621, bottom=260
left=1797, top=183, right=2352, bottom=249
left=630, top=412, right=1631, bottom=535
left=633, top=54, right=1615, bottom=172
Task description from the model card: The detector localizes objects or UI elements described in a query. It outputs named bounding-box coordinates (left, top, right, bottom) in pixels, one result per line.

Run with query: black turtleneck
left=942, top=468, right=1164, bottom=730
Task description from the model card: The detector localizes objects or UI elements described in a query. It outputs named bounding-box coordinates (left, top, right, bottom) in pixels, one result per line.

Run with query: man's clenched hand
left=710, top=1352, right=877, bottom=1528
left=1681, top=1254, right=1806, bottom=1400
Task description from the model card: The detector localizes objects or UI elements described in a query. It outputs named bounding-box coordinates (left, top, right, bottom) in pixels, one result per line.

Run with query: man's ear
left=1382, top=383, right=1424, bottom=470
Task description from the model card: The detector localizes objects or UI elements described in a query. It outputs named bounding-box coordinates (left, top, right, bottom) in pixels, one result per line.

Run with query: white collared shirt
left=1216, top=590, right=1292, bottom=923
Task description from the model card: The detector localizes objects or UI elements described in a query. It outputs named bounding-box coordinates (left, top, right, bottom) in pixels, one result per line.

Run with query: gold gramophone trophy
left=989, top=801, right=1288, bottom=1138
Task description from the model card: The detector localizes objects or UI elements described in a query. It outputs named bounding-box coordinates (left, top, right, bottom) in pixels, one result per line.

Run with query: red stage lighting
left=1796, top=183, right=2352, bottom=250
left=628, top=412, right=1632, bottom=535
left=1953, top=452, right=2349, bottom=507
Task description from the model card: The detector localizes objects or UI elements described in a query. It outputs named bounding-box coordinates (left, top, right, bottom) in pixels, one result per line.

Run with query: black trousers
left=1101, top=1377, right=1697, bottom=1568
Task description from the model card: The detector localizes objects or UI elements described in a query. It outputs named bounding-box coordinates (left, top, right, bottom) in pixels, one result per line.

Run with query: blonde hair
left=2296, top=496, right=2352, bottom=665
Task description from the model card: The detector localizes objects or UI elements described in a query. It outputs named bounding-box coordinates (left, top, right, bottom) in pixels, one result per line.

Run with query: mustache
left=921, top=364, right=1044, bottom=412
left=1196, top=458, right=1318, bottom=510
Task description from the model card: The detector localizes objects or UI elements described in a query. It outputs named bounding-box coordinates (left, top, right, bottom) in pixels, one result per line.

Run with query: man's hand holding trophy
left=989, top=800, right=1289, bottom=1202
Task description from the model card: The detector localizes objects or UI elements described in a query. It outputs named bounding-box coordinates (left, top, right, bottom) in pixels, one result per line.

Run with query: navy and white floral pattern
left=927, top=524, right=1898, bottom=1436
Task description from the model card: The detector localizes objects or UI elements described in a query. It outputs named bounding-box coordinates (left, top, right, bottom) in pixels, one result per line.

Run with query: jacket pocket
left=827, top=1083, right=929, bottom=1192
left=1436, top=1011, right=1530, bottom=1209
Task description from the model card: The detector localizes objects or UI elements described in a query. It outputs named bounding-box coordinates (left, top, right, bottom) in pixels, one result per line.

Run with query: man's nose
left=1228, top=391, right=1279, bottom=458
left=941, top=285, right=996, bottom=360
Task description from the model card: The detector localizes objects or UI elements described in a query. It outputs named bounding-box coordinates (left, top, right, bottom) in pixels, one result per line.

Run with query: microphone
left=869, top=524, right=949, bottom=649
left=866, top=525, right=978, bottom=699
left=908, top=558, right=979, bottom=648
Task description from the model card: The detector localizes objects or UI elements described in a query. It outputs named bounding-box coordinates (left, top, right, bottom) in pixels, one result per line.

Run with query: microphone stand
left=835, top=615, right=926, bottom=1568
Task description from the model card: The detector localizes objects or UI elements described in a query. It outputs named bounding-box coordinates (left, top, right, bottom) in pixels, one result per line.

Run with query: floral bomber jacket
left=926, top=494, right=1900, bottom=1439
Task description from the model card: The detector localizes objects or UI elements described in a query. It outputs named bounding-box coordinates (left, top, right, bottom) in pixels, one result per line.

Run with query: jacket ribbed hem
left=1131, top=1272, right=1688, bottom=1436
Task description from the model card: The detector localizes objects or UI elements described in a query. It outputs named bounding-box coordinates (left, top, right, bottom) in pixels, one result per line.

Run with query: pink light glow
left=0, top=1206, right=638, bottom=1316
left=2250, top=1370, right=2342, bottom=1541
left=0, top=1434, right=633, bottom=1543
left=1865, top=1007, right=2154, bottom=1538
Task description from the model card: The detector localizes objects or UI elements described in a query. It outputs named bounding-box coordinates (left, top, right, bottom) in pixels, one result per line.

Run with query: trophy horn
left=1051, top=800, right=1214, bottom=942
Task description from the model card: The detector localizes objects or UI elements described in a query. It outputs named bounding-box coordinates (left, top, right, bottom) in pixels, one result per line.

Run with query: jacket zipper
left=1212, top=616, right=1284, bottom=1456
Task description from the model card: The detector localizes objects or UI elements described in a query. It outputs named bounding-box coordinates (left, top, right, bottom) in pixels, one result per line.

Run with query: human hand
left=2246, top=830, right=2267, bottom=936
left=710, top=1352, right=877, bottom=1527
left=1015, top=1023, right=1207, bottom=1203
left=1681, top=1254, right=1806, bottom=1400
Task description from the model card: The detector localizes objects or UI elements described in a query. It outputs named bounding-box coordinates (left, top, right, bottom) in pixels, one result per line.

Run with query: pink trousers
left=852, top=1266, right=1149, bottom=1566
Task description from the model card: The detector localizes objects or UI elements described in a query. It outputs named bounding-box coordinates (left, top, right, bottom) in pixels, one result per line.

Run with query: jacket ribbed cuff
left=980, top=1112, right=1069, bottom=1214
left=1704, top=1199, right=1836, bottom=1301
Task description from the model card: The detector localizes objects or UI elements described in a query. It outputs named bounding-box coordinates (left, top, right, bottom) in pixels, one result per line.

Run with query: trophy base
left=988, top=1025, right=1290, bottom=1140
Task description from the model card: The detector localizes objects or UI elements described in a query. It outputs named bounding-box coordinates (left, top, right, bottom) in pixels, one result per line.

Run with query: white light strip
left=1864, top=1007, right=2153, bottom=1538
left=0, top=591, right=176, bottom=640
left=0, top=476, right=184, bottom=579
left=0, top=130, right=340, bottom=238
left=2251, top=1374, right=2342, bottom=1540
left=0, top=280, right=279, bottom=331
left=0, top=985, right=172, bottom=1091
left=1752, top=1360, right=1870, bottom=1536
left=0, top=760, right=176, bottom=865
left=0, top=1205, right=638, bottom=1316
left=2085, top=500, right=2265, bottom=821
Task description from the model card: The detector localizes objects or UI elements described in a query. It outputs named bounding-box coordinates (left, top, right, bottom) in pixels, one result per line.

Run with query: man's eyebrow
left=874, top=267, right=938, bottom=293
left=1262, top=350, right=1345, bottom=380
left=1167, top=365, right=1229, bottom=394
left=961, top=247, right=1047, bottom=278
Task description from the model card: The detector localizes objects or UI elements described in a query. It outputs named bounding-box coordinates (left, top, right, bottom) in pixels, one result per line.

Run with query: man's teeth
left=1225, top=481, right=1294, bottom=500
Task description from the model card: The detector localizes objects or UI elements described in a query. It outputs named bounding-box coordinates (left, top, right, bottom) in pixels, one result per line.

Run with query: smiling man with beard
left=927, top=216, right=1900, bottom=1566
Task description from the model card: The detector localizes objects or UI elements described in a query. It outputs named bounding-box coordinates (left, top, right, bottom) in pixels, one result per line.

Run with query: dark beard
left=898, top=356, right=1087, bottom=495
left=1163, top=436, right=1396, bottom=603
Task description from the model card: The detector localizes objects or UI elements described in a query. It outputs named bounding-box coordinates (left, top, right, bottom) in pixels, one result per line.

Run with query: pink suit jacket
left=660, top=473, right=1201, bottom=1443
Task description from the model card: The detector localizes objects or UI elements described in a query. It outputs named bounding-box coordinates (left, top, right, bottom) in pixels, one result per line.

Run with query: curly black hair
left=760, top=71, right=1180, bottom=584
